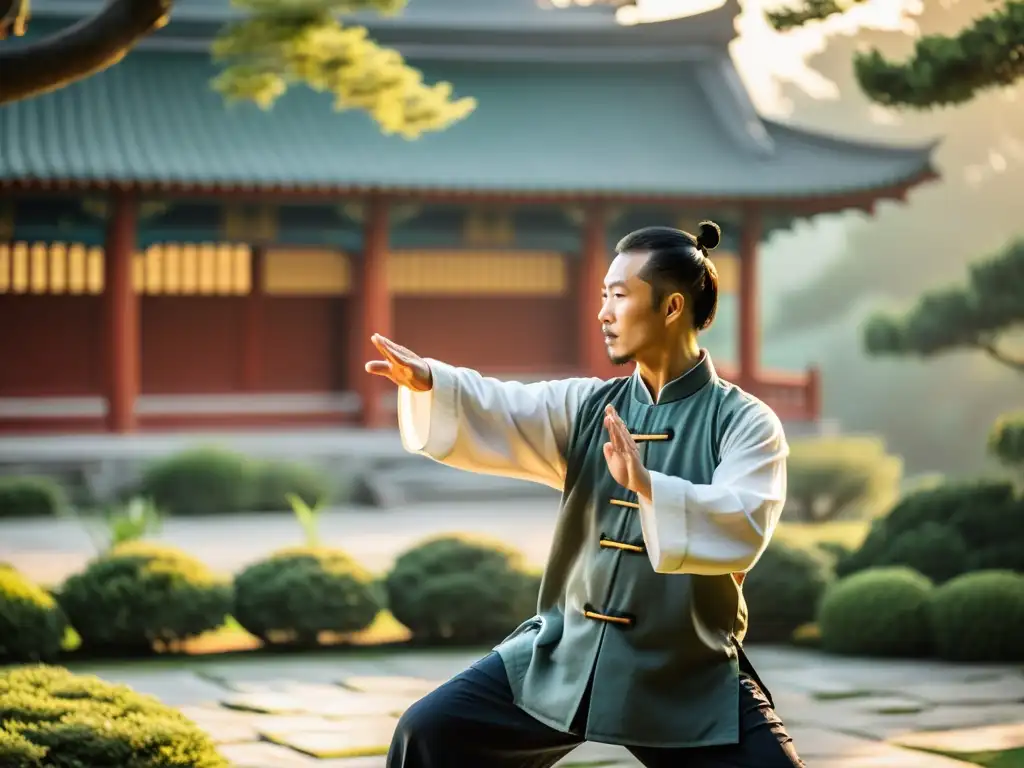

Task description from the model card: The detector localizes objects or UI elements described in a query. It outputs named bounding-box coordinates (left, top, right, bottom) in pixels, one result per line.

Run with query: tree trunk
left=0, top=0, right=173, bottom=106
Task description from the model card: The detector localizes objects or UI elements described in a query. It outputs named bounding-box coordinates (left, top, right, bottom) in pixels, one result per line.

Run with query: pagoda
left=0, top=0, right=937, bottom=434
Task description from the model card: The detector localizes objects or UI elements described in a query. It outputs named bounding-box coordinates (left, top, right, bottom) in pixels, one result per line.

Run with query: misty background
left=705, top=0, right=1023, bottom=479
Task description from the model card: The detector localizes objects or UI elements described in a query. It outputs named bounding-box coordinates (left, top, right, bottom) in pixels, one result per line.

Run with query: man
left=366, top=221, right=804, bottom=768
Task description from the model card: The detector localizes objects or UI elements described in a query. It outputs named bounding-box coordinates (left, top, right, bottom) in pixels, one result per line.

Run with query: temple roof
left=31, top=0, right=743, bottom=43
left=2, top=5, right=939, bottom=204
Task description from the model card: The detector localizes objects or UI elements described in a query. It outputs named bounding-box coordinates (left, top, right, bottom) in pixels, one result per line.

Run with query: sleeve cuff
left=637, top=470, right=690, bottom=574
left=396, top=358, right=460, bottom=459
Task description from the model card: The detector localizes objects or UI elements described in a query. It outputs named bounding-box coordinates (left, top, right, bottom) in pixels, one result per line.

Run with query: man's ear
left=665, top=293, right=685, bottom=323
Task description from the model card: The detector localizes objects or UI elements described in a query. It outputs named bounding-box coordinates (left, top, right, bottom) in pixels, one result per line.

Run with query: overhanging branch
left=0, top=0, right=172, bottom=105
left=980, top=340, right=1024, bottom=374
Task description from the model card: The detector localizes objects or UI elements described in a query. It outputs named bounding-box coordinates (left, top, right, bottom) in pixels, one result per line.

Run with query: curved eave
left=0, top=167, right=940, bottom=214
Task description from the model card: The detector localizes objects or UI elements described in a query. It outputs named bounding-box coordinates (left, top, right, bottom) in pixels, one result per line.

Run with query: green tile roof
left=0, top=49, right=936, bottom=200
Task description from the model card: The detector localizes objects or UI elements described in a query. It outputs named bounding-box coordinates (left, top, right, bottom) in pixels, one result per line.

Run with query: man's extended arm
left=635, top=402, right=788, bottom=576
left=398, top=359, right=604, bottom=490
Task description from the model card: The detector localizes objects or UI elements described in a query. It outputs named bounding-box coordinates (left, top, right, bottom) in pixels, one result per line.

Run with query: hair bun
left=696, top=220, right=721, bottom=252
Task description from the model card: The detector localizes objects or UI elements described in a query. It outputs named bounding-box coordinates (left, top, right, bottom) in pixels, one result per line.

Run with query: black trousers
left=387, top=651, right=805, bottom=768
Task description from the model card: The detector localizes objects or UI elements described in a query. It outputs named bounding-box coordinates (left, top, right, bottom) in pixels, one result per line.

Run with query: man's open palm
left=365, top=335, right=433, bottom=392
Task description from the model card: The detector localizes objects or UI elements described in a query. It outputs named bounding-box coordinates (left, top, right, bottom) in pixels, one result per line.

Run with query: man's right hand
left=364, top=334, right=433, bottom=392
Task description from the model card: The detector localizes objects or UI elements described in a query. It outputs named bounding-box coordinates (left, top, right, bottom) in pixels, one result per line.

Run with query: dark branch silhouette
left=0, top=0, right=172, bottom=105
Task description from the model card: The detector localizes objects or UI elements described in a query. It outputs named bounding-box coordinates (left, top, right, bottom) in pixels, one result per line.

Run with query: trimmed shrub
left=743, top=541, right=833, bottom=643
left=834, top=517, right=890, bottom=578
left=949, top=492, right=1024, bottom=553
left=0, top=568, right=66, bottom=663
left=386, top=535, right=539, bottom=644
left=233, top=547, right=381, bottom=646
left=887, top=479, right=1016, bottom=540
left=138, top=448, right=255, bottom=516
left=58, top=543, right=231, bottom=653
left=989, top=410, right=1024, bottom=471
left=250, top=461, right=332, bottom=512
left=0, top=476, right=66, bottom=518
left=818, top=567, right=933, bottom=657
left=136, top=448, right=334, bottom=515
left=969, top=542, right=1024, bottom=572
left=785, top=436, right=902, bottom=522
left=928, top=570, right=1024, bottom=662
left=835, top=480, right=1023, bottom=579
left=0, top=665, right=227, bottom=767
left=876, top=522, right=971, bottom=584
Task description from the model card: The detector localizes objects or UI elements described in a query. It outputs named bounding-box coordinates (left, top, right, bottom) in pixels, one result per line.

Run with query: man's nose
left=597, top=299, right=613, bottom=324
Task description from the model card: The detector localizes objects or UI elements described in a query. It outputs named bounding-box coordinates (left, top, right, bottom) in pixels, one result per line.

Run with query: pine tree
left=773, top=0, right=1024, bottom=473
left=767, top=0, right=1024, bottom=108
left=0, top=0, right=475, bottom=138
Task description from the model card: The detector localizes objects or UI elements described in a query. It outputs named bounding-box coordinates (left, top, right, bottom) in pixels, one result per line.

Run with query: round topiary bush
left=877, top=522, right=970, bottom=584
left=969, top=542, right=1024, bottom=573
left=0, top=476, right=67, bottom=518
left=818, top=567, right=933, bottom=657
left=249, top=461, right=332, bottom=512
left=834, top=517, right=890, bottom=578
left=742, top=541, right=833, bottom=644
left=137, top=448, right=256, bottom=516
left=0, top=568, right=66, bottom=664
left=233, top=547, right=381, bottom=646
left=385, top=535, right=539, bottom=644
left=0, top=665, right=227, bottom=767
left=928, top=570, right=1024, bottom=662
left=57, top=543, right=231, bottom=653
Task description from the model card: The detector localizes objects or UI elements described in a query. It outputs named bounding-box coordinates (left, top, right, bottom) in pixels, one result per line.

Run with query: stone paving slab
left=262, top=716, right=397, bottom=759
left=83, top=669, right=229, bottom=707
left=339, top=675, right=446, bottom=697
left=821, top=747, right=983, bottom=768
left=219, top=742, right=323, bottom=768
left=897, top=676, right=1024, bottom=706
left=892, top=722, right=1024, bottom=754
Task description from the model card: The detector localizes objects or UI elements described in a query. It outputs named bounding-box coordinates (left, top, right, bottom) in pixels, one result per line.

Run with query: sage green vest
left=495, top=354, right=755, bottom=748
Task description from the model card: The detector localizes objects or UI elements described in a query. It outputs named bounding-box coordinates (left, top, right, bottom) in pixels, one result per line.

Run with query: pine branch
left=854, top=0, right=1024, bottom=108
left=980, top=340, right=1024, bottom=373
left=0, top=0, right=172, bottom=105
left=212, top=0, right=475, bottom=138
left=765, top=0, right=862, bottom=32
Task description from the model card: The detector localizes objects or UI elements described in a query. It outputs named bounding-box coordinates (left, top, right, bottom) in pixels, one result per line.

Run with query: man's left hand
left=602, top=404, right=652, bottom=499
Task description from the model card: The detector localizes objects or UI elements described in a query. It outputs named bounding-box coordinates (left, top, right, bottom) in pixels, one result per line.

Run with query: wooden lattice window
left=0, top=242, right=105, bottom=294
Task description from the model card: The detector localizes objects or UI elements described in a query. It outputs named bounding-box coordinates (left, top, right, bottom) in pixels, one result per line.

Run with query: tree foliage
left=767, top=0, right=1024, bottom=108
left=0, top=0, right=475, bottom=138
left=863, top=238, right=1024, bottom=373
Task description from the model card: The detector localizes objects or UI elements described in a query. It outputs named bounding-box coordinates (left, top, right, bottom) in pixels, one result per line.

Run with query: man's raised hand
left=364, top=334, right=433, bottom=392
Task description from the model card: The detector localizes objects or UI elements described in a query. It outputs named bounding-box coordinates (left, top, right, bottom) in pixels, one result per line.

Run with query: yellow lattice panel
left=264, top=248, right=351, bottom=296
left=0, top=241, right=105, bottom=295
left=389, top=251, right=566, bottom=296
left=132, top=243, right=251, bottom=295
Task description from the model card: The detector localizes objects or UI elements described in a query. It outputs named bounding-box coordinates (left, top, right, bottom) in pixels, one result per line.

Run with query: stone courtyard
left=75, top=645, right=1024, bottom=768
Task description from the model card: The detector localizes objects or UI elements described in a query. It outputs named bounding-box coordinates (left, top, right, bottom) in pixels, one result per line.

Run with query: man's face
left=599, top=252, right=674, bottom=366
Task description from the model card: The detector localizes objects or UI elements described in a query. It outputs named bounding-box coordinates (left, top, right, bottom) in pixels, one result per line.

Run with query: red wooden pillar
left=579, top=204, right=615, bottom=379
left=355, top=197, right=391, bottom=428
left=242, top=247, right=264, bottom=390
left=104, top=189, right=139, bottom=433
left=738, top=205, right=762, bottom=391
left=805, top=365, right=822, bottom=422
